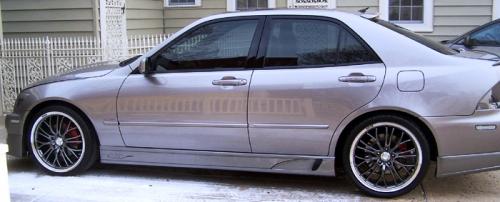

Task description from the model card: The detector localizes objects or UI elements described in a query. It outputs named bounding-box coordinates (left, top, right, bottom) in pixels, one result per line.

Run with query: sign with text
left=287, top=0, right=335, bottom=9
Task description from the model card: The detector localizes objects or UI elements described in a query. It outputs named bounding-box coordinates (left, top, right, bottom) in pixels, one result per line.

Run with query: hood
left=454, top=50, right=500, bottom=61
left=27, top=62, right=119, bottom=89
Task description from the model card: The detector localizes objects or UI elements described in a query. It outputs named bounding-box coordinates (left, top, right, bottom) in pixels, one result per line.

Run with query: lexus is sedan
left=6, top=9, right=500, bottom=198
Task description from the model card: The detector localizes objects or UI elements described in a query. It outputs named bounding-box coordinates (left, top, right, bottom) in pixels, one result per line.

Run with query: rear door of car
left=247, top=16, right=386, bottom=155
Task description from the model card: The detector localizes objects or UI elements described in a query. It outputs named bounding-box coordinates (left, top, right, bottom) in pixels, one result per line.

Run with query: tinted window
left=264, top=19, right=379, bottom=67
left=153, top=20, right=258, bottom=72
left=471, top=23, right=500, bottom=46
left=338, top=29, right=380, bottom=64
left=373, top=19, right=456, bottom=55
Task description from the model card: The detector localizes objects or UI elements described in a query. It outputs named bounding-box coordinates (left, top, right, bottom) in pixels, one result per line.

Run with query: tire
left=342, top=115, right=430, bottom=198
left=27, top=105, right=98, bottom=175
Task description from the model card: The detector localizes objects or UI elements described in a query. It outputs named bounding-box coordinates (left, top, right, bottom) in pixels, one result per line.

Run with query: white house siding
left=1, top=0, right=96, bottom=37
left=126, top=0, right=164, bottom=36
left=163, top=0, right=226, bottom=34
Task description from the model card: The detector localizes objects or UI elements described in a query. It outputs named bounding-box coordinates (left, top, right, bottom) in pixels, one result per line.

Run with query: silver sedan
left=6, top=9, right=500, bottom=197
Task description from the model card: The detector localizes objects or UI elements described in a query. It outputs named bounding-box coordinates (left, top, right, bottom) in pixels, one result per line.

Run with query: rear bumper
left=5, top=112, right=25, bottom=157
left=425, top=110, right=500, bottom=177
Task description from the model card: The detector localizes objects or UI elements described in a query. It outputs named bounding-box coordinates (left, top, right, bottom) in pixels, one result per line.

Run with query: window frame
left=146, top=16, right=266, bottom=74
left=164, top=0, right=202, bottom=8
left=255, top=15, right=382, bottom=70
left=226, top=0, right=276, bottom=11
left=379, top=0, right=434, bottom=32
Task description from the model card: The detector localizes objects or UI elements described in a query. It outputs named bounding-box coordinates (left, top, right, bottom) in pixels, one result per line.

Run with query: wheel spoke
left=390, top=131, right=405, bottom=152
left=397, top=148, right=416, bottom=155
left=365, top=132, right=382, bottom=150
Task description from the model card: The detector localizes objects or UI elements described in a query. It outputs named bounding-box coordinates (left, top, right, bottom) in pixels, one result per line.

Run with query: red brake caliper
left=64, top=122, right=81, bottom=148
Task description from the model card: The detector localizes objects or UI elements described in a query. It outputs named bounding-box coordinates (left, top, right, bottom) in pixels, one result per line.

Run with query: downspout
left=0, top=0, right=3, bottom=39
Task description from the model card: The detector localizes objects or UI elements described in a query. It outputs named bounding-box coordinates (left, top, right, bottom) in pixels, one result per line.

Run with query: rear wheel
left=342, top=115, right=430, bottom=197
left=28, top=105, right=97, bottom=175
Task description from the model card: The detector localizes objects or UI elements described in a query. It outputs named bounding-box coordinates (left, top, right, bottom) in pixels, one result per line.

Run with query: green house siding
left=126, top=0, right=164, bottom=36
left=337, top=0, right=379, bottom=13
left=338, top=0, right=494, bottom=41
left=1, top=0, right=96, bottom=37
left=163, top=0, right=226, bottom=34
left=426, top=0, right=493, bottom=41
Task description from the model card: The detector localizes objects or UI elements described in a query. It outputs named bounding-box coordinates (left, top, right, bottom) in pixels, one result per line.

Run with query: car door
left=248, top=16, right=386, bottom=155
left=117, top=17, right=264, bottom=152
left=450, top=21, right=500, bottom=56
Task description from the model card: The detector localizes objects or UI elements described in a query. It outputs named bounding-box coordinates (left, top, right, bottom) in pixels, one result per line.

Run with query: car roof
left=201, top=8, right=363, bottom=21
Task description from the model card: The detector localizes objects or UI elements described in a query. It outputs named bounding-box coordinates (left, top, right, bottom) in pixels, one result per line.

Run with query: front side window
left=237, top=0, right=268, bottom=10
left=470, top=23, right=500, bottom=46
left=153, top=20, right=258, bottom=72
left=264, top=19, right=379, bottom=67
left=389, top=0, right=423, bottom=22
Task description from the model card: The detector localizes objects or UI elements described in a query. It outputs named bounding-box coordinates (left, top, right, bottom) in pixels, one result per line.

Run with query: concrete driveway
left=2, top=125, right=500, bottom=201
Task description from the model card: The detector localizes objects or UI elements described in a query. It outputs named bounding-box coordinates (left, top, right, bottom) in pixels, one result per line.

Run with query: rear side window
left=263, top=19, right=380, bottom=68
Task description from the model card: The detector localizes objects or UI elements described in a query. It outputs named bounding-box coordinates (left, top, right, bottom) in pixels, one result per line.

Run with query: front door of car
left=117, top=17, right=264, bottom=152
left=450, top=21, right=500, bottom=56
left=248, top=16, right=386, bottom=155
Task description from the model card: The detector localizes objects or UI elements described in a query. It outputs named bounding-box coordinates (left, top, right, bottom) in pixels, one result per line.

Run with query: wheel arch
left=22, top=100, right=100, bottom=156
left=332, top=109, right=438, bottom=171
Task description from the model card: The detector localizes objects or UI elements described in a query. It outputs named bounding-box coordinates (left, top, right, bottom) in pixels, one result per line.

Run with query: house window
left=227, top=0, right=276, bottom=11
left=389, top=0, right=423, bottom=22
left=165, top=0, right=201, bottom=7
left=380, top=0, right=433, bottom=32
left=237, top=0, right=268, bottom=10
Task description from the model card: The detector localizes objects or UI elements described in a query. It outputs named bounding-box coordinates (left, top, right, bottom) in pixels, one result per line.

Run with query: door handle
left=212, top=76, right=247, bottom=86
left=338, top=73, right=376, bottom=83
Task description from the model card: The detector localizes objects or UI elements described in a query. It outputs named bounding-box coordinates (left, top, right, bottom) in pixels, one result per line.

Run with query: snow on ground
left=7, top=158, right=425, bottom=202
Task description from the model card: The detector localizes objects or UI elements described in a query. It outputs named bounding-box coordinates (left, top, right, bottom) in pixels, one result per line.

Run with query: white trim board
left=494, top=0, right=500, bottom=19
left=286, top=0, right=336, bottom=9
left=165, top=0, right=202, bottom=7
left=227, top=0, right=276, bottom=11
left=379, top=0, right=434, bottom=32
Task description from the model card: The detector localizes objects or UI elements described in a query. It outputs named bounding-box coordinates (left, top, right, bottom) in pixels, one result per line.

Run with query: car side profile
left=6, top=9, right=500, bottom=198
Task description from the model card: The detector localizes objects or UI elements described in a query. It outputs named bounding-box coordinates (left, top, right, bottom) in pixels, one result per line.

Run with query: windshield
left=372, top=19, right=457, bottom=55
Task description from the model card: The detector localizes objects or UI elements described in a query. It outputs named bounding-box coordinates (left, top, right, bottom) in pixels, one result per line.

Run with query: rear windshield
left=372, top=19, right=457, bottom=55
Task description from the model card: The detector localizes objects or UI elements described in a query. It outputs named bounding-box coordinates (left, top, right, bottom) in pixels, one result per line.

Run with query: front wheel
left=28, top=105, right=98, bottom=175
left=342, top=115, right=430, bottom=198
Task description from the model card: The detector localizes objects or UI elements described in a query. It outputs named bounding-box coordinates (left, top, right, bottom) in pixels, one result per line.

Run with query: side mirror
left=138, top=57, right=153, bottom=74
left=463, top=36, right=474, bottom=48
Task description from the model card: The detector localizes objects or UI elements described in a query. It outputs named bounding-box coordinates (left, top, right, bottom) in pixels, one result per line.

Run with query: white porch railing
left=0, top=34, right=171, bottom=113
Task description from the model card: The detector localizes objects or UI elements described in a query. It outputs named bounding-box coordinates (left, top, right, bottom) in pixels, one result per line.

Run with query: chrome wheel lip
left=349, top=122, right=423, bottom=193
left=30, top=111, right=86, bottom=173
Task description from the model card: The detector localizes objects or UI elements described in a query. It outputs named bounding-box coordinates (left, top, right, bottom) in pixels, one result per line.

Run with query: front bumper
left=425, top=110, right=500, bottom=177
left=5, top=112, right=25, bottom=157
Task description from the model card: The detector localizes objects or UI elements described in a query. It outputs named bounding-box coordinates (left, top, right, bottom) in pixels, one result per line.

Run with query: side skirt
left=100, top=146, right=336, bottom=176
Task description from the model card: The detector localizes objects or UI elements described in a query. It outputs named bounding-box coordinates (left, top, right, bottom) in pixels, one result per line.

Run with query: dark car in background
left=442, top=19, right=500, bottom=57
